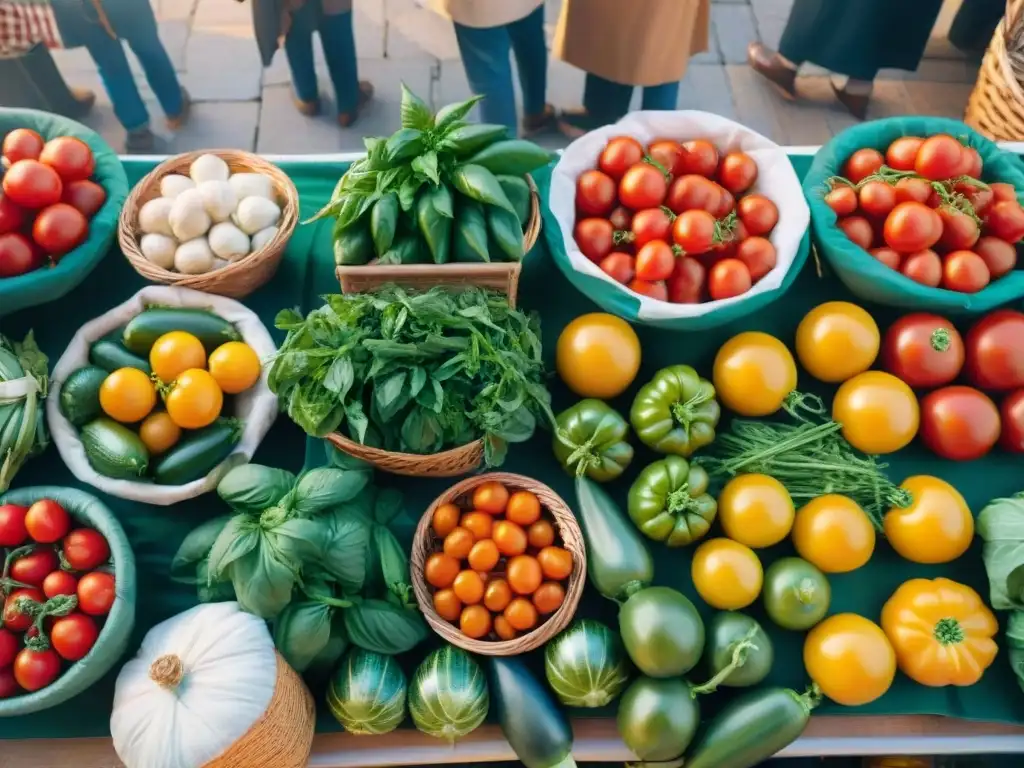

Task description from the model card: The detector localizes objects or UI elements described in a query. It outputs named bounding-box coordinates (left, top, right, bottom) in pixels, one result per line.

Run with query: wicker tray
left=324, top=431, right=484, bottom=478
left=965, top=0, right=1024, bottom=140
left=118, top=149, right=298, bottom=298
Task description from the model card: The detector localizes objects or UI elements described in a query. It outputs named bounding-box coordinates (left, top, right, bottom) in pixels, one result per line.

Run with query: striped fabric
left=0, top=0, right=61, bottom=60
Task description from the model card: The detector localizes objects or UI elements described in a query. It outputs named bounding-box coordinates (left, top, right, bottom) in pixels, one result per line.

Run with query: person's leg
left=453, top=22, right=517, bottom=134
left=505, top=6, right=552, bottom=133
left=640, top=81, right=680, bottom=110
left=317, top=9, right=373, bottom=126
left=284, top=0, right=320, bottom=113
left=558, top=73, right=633, bottom=139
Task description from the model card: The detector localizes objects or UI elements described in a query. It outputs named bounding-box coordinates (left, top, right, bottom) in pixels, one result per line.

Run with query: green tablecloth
left=2, top=154, right=1024, bottom=741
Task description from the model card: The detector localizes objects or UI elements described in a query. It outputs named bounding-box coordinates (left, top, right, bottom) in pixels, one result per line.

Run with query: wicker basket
left=324, top=431, right=483, bottom=478
left=118, top=149, right=299, bottom=298
left=965, top=0, right=1024, bottom=140
left=335, top=175, right=541, bottom=308
left=411, top=473, right=586, bottom=656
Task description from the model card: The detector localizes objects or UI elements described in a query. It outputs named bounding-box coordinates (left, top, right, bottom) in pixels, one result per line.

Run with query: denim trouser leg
left=319, top=11, right=359, bottom=113
left=582, top=73, right=633, bottom=123
left=285, top=0, right=320, bottom=102
left=641, top=81, right=680, bottom=110
left=506, top=6, right=547, bottom=117
left=74, top=17, right=149, bottom=130
left=453, top=22, right=517, bottom=133
left=113, top=0, right=183, bottom=118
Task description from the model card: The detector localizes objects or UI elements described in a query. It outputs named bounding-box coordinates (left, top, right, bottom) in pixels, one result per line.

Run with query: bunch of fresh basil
left=977, top=492, right=1024, bottom=692
left=171, top=447, right=427, bottom=673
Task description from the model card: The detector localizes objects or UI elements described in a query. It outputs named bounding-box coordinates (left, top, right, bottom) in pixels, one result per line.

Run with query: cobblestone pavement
left=53, top=0, right=980, bottom=154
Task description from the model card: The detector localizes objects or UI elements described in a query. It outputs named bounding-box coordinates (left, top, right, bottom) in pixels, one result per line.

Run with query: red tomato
left=77, top=571, right=115, bottom=616
left=886, top=137, right=924, bottom=171
left=974, top=235, right=1017, bottom=278
left=915, top=135, right=965, bottom=181
left=870, top=246, right=902, bottom=270
left=11, top=549, right=59, bottom=588
left=717, top=152, right=758, bottom=195
left=13, top=648, right=60, bottom=692
left=61, top=180, right=106, bottom=219
left=839, top=216, right=874, bottom=249
left=844, top=148, right=884, bottom=183
left=635, top=240, right=676, bottom=281
left=573, top=218, right=614, bottom=263
left=666, top=174, right=719, bottom=214
left=620, top=163, right=667, bottom=210
left=598, top=137, right=644, bottom=181
left=0, top=667, right=18, bottom=699
left=576, top=170, right=617, bottom=217
left=920, top=386, right=1000, bottom=461
left=894, top=177, right=933, bottom=205
left=24, top=499, right=70, bottom=544
left=648, top=139, right=686, bottom=177
left=938, top=207, right=980, bottom=251
left=0, top=628, right=18, bottom=668
left=942, top=250, right=990, bottom=293
left=679, top=139, right=719, bottom=177
left=0, top=193, right=25, bottom=235
left=2, top=588, right=43, bottom=632
left=859, top=181, right=897, bottom=218
left=965, top=309, right=1024, bottom=391
left=712, top=220, right=748, bottom=260
left=63, top=528, right=110, bottom=571
left=673, top=209, right=716, bottom=253
left=825, top=186, right=858, bottom=216
left=50, top=613, right=98, bottom=661
left=713, top=185, right=735, bottom=218
left=631, top=207, right=674, bottom=249
left=736, top=194, right=778, bottom=237
left=667, top=257, right=705, bottom=303
left=735, top=236, right=777, bottom=280
left=884, top=202, right=942, bottom=253
left=0, top=232, right=42, bottom=277
left=609, top=205, right=633, bottom=232
left=985, top=200, right=1024, bottom=243
left=0, top=503, right=28, bottom=546
left=2, top=160, right=62, bottom=209
left=958, top=146, right=983, bottom=178
left=708, top=258, right=752, bottom=300
left=32, top=203, right=87, bottom=258
left=901, top=249, right=942, bottom=287
left=882, top=313, right=964, bottom=388
left=628, top=278, right=668, bottom=300
left=39, top=137, right=94, bottom=182
left=42, top=570, right=78, bottom=599
left=999, top=389, right=1024, bottom=452
left=991, top=182, right=1018, bottom=204
left=600, top=252, right=635, bottom=284
left=2, top=129, right=44, bottom=164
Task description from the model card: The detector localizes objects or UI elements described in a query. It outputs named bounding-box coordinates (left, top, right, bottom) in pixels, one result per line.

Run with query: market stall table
left=3, top=147, right=1024, bottom=767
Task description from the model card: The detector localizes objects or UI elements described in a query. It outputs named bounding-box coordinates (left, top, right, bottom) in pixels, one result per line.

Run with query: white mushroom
left=229, top=172, right=275, bottom=202
left=197, top=180, right=237, bottom=223
left=208, top=222, right=250, bottom=262
left=168, top=189, right=212, bottom=242
left=235, top=196, right=281, bottom=235
left=174, top=238, right=215, bottom=274
left=138, top=197, right=175, bottom=236
left=189, top=154, right=230, bottom=185
left=250, top=226, right=278, bottom=252
left=159, top=174, right=195, bottom=199
left=139, top=233, right=177, bottom=269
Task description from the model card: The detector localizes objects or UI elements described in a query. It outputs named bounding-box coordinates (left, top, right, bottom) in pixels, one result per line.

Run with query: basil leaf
left=400, top=83, right=434, bottom=131
left=306, top=612, right=349, bottom=680
left=206, top=515, right=260, bottom=582
left=196, top=561, right=236, bottom=603
left=344, top=598, right=427, bottom=655
left=171, top=515, right=231, bottom=584
left=292, top=467, right=371, bottom=516
left=228, top=534, right=297, bottom=619
left=217, top=465, right=296, bottom=513
left=318, top=508, right=372, bottom=593
left=401, top=408, right=443, bottom=454
left=273, top=601, right=333, bottom=673
left=434, top=94, right=483, bottom=131
left=374, top=489, right=405, bottom=526
left=324, top=356, right=355, bottom=399
left=375, top=525, right=414, bottom=607
left=412, top=151, right=440, bottom=186
left=345, top=400, right=370, bottom=444
left=399, top=175, right=424, bottom=212
left=374, top=370, right=409, bottom=423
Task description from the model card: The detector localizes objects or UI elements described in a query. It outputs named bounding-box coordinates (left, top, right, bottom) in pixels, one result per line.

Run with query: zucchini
left=489, top=657, right=576, bottom=768
left=123, top=308, right=241, bottom=355
left=617, top=677, right=699, bottom=763
left=80, top=418, right=149, bottom=479
left=59, top=366, right=108, bottom=427
left=89, top=337, right=151, bottom=374
left=153, top=418, right=242, bottom=485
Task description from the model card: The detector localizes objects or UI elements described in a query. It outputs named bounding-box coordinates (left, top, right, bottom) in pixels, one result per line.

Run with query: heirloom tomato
left=599, top=137, right=644, bottom=180
left=1000, top=389, right=1024, bottom=452
left=556, top=313, right=640, bottom=399
left=804, top=614, right=895, bottom=706
left=630, top=365, right=719, bottom=456
left=100, top=367, right=157, bottom=423
left=13, top=648, right=60, bottom=691
left=691, top=538, right=763, bottom=610
left=832, top=371, right=919, bottom=454
left=883, top=476, right=973, bottom=564
left=885, top=136, right=923, bottom=170
left=627, top=456, right=717, bottom=547
left=843, top=148, right=884, bottom=183
left=717, top=473, right=794, bottom=549
left=965, top=309, right=1024, bottom=391
left=792, top=494, right=875, bottom=574
left=712, top=331, right=796, bottom=417
left=795, top=301, right=879, bottom=383
left=149, top=331, right=207, bottom=382
left=620, top=163, right=667, bottom=210
left=762, top=557, right=830, bottom=631
left=576, top=170, right=616, bottom=217
left=881, top=313, right=964, bottom=388
left=920, top=386, right=1000, bottom=461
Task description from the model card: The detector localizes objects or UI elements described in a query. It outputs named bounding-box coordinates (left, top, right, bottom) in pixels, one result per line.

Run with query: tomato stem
left=930, top=328, right=952, bottom=352
left=612, top=229, right=635, bottom=246
left=556, top=429, right=603, bottom=479
left=643, top=155, right=671, bottom=182
left=794, top=578, right=818, bottom=605
left=934, top=616, right=965, bottom=645
left=689, top=623, right=760, bottom=696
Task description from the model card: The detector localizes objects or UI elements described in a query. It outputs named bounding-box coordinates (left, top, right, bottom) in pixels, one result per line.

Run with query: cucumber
left=489, top=657, right=576, bottom=768
left=123, top=308, right=241, bottom=355
left=59, top=366, right=108, bottom=427
left=80, top=418, right=150, bottom=479
left=89, top=337, right=151, bottom=374
left=153, top=418, right=242, bottom=485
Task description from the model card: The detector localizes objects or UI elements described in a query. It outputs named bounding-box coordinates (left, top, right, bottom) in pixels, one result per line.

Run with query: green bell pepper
left=630, top=365, right=720, bottom=456
left=627, top=456, right=717, bottom=547
left=552, top=399, right=634, bottom=482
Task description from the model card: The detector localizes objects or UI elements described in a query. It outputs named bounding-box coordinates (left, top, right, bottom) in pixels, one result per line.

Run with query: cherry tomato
left=901, top=249, right=942, bottom=287
left=958, top=146, right=983, bottom=178
left=737, top=194, right=778, bottom=237
left=24, top=499, right=70, bottom=544
left=833, top=371, right=920, bottom=454
left=959, top=184, right=994, bottom=219
left=859, top=181, right=896, bottom=217
left=894, top=177, right=933, bottom=205
left=666, top=174, right=719, bottom=214
left=999, top=389, right=1024, bottom=452
left=915, top=135, right=964, bottom=181
left=708, top=258, right=752, bottom=300
left=672, top=209, right=716, bottom=253
left=635, top=240, right=676, bottom=282
left=974, top=235, right=1018, bottom=278
left=985, top=200, right=1024, bottom=242
left=42, top=570, right=78, bottom=599
left=0, top=667, right=18, bottom=699
left=2, top=159, right=62, bottom=209
left=647, top=139, right=686, bottom=177
left=0, top=504, right=27, bottom=546
left=885, top=202, right=942, bottom=253
left=844, top=148, right=884, bottom=183
left=886, top=136, right=924, bottom=171
left=839, top=216, right=874, bottom=249
left=825, top=186, right=858, bottom=216
left=39, top=137, right=95, bottom=182
left=628, top=279, right=668, bottom=300
left=796, top=301, right=880, bottom=384
left=50, top=613, right=98, bottom=661
left=2, top=128, right=44, bottom=163
left=870, top=246, right=902, bottom=270
left=619, top=163, right=667, bottom=210
left=992, top=182, right=1019, bottom=204
left=631, top=207, right=674, bottom=248
left=77, top=571, right=116, bottom=616
left=735, top=236, right=776, bottom=281
left=0, top=193, right=25, bottom=235
left=3, top=588, right=43, bottom=632
left=573, top=217, right=614, bottom=263
left=576, top=170, right=617, bottom=217
left=61, top=179, right=106, bottom=218
left=0, top=232, right=43, bottom=277
left=965, top=309, right=1024, bottom=391
left=11, top=549, right=58, bottom=587
left=679, top=139, right=719, bottom=177
left=667, top=257, right=705, bottom=303
left=942, top=250, right=990, bottom=293
left=882, top=313, right=964, bottom=388
left=13, top=647, right=60, bottom=692
left=608, top=205, right=633, bottom=232
left=712, top=185, right=735, bottom=218
left=599, top=252, right=634, bottom=284
left=0, top=628, right=17, bottom=668
left=920, top=386, right=1000, bottom=461
left=710, top=219, right=748, bottom=260
left=63, top=528, right=110, bottom=571
left=883, top=476, right=973, bottom=564
left=599, top=137, right=644, bottom=181
left=938, top=207, right=980, bottom=251
left=717, top=152, right=758, bottom=195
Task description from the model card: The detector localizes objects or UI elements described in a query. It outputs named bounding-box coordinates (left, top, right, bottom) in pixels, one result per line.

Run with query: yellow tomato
left=881, top=577, right=997, bottom=687
left=208, top=341, right=261, bottom=394
left=792, top=494, right=875, bottom=573
left=795, top=301, right=879, bottom=383
left=712, top=332, right=797, bottom=417
left=556, top=313, right=640, bottom=399
left=691, top=538, right=763, bottom=610
left=804, top=613, right=896, bottom=706
left=717, top=473, right=795, bottom=549
left=149, top=331, right=207, bottom=383
left=166, top=368, right=223, bottom=429
left=138, top=411, right=181, bottom=454
left=832, top=371, right=919, bottom=454
left=883, top=476, right=973, bottom=564
left=99, top=367, right=156, bottom=423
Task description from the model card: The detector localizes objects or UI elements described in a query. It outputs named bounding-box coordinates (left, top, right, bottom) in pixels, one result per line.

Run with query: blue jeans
left=583, top=73, right=680, bottom=122
left=453, top=6, right=547, bottom=135
left=285, top=2, right=358, bottom=112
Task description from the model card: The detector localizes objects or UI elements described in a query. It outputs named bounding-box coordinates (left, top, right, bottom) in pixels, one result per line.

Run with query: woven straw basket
left=325, top=431, right=483, bottom=477
left=335, top=175, right=541, bottom=309
left=118, top=150, right=298, bottom=298
left=411, top=473, right=586, bottom=656
left=965, top=0, right=1024, bottom=140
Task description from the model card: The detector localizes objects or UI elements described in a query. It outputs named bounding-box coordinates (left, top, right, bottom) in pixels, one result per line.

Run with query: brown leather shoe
left=294, top=95, right=321, bottom=117
left=166, top=88, right=192, bottom=130
left=831, top=80, right=871, bottom=120
left=747, top=42, right=797, bottom=100
left=522, top=104, right=556, bottom=138
left=338, top=81, right=374, bottom=128
left=557, top=108, right=609, bottom=140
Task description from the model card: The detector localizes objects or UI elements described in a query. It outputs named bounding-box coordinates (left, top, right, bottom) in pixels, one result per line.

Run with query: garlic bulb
left=235, top=197, right=281, bottom=235
left=159, top=174, right=195, bottom=199
left=139, top=233, right=177, bottom=269
left=208, top=222, right=250, bottom=261
left=229, top=172, right=274, bottom=202
left=138, top=198, right=174, bottom=236
left=169, top=189, right=211, bottom=243
left=250, top=226, right=277, bottom=252
left=197, top=180, right=237, bottom=223
left=174, top=237, right=215, bottom=274
left=189, top=153, right=230, bottom=185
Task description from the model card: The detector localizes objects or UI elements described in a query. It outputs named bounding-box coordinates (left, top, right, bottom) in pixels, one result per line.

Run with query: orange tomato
left=537, top=546, right=573, bottom=580
left=165, top=368, right=223, bottom=429
left=149, top=331, right=206, bottom=383
left=494, top=520, right=528, bottom=557
left=882, top=476, right=973, bottom=564
left=484, top=578, right=513, bottom=612
left=99, top=368, right=157, bottom=423
left=506, top=491, right=542, bottom=526
left=473, top=481, right=509, bottom=514
left=424, top=553, right=460, bottom=588
left=468, top=539, right=500, bottom=572
left=804, top=614, right=896, bottom=706
left=443, top=527, right=474, bottom=560
left=432, top=503, right=461, bottom=538
left=527, top=519, right=556, bottom=549
left=461, top=511, right=493, bottom=540
left=138, top=411, right=181, bottom=455
left=533, top=582, right=565, bottom=614
left=556, top=313, right=641, bottom=399
left=207, top=341, right=261, bottom=394
left=494, top=614, right=517, bottom=640
left=460, top=605, right=492, bottom=639
left=505, top=597, right=539, bottom=631
left=433, top=588, right=462, bottom=621
left=507, top=555, right=543, bottom=595
left=453, top=571, right=485, bottom=604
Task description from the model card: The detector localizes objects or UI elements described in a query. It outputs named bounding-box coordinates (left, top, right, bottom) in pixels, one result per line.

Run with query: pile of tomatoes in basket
left=0, top=128, right=106, bottom=278
left=574, top=135, right=780, bottom=303
left=0, top=499, right=116, bottom=697
left=827, top=133, right=1024, bottom=293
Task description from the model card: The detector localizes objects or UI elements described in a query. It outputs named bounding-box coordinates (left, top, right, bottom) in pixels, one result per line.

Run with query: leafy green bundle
left=269, top=285, right=554, bottom=466
left=171, top=447, right=427, bottom=672
left=317, top=85, right=553, bottom=267
left=977, top=493, right=1024, bottom=692
left=0, top=332, right=48, bottom=493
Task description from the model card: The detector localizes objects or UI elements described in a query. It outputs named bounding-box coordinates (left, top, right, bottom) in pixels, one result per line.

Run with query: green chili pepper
left=453, top=199, right=490, bottom=262
left=370, top=193, right=399, bottom=257
left=334, top=220, right=374, bottom=266
left=630, top=364, right=720, bottom=456
left=417, top=188, right=452, bottom=264
left=486, top=205, right=525, bottom=262
left=627, top=455, right=717, bottom=546
left=552, top=399, right=633, bottom=482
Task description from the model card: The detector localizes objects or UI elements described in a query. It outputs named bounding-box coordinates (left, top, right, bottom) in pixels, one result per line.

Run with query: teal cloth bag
left=0, top=108, right=129, bottom=317
left=804, top=115, right=1024, bottom=314
left=536, top=166, right=812, bottom=331
left=0, top=486, right=136, bottom=716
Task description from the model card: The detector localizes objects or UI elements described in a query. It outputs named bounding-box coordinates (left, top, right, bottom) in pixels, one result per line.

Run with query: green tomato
left=762, top=557, right=831, bottom=631
left=627, top=456, right=717, bottom=547
left=552, top=399, right=634, bottom=482
left=630, top=365, right=720, bottom=456
left=617, top=676, right=700, bottom=762
left=619, top=586, right=705, bottom=677
left=703, top=612, right=774, bottom=688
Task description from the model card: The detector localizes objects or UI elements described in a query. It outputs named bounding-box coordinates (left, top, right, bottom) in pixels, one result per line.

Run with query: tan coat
left=554, top=0, right=710, bottom=86
left=427, top=0, right=543, bottom=29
